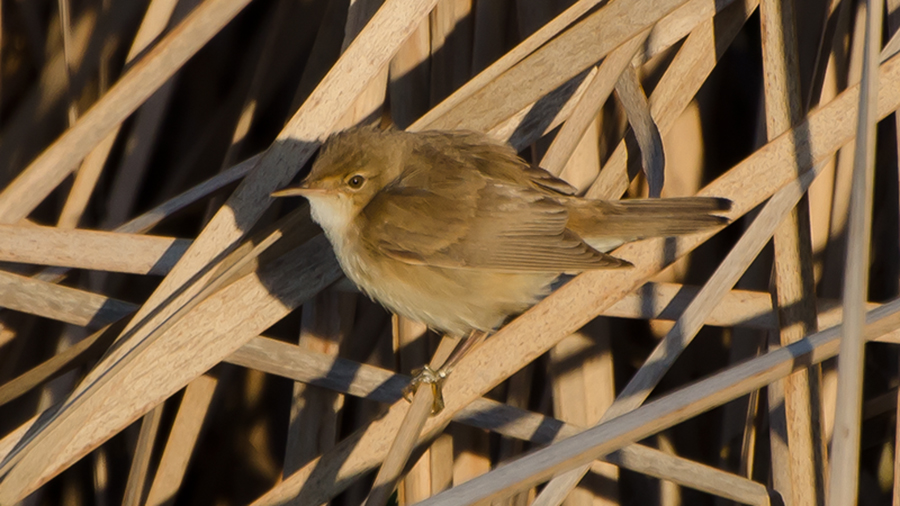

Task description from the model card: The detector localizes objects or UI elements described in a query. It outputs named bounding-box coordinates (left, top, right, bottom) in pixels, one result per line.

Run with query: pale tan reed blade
left=604, top=282, right=877, bottom=331
left=363, top=335, right=459, bottom=506
left=0, top=270, right=135, bottom=328
left=0, top=322, right=126, bottom=407
left=0, top=273, right=875, bottom=411
left=422, top=0, right=744, bottom=135
left=0, top=0, right=254, bottom=224
left=412, top=0, right=606, bottom=130
left=250, top=54, right=900, bottom=505
left=334, top=0, right=389, bottom=131
left=882, top=25, right=900, bottom=62
left=25, top=154, right=255, bottom=287
left=122, top=404, right=164, bottom=506
left=0, top=215, right=332, bottom=502
left=895, top=385, right=900, bottom=506
left=420, top=0, right=692, bottom=132
left=489, top=0, right=743, bottom=152
left=614, top=65, right=665, bottom=197
left=587, top=0, right=759, bottom=200
left=531, top=153, right=824, bottom=506
left=58, top=0, right=187, bottom=230
left=412, top=299, right=900, bottom=506
left=393, top=316, right=433, bottom=503
left=889, top=5, right=900, bottom=501
left=116, top=154, right=257, bottom=236
left=0, top=224, right=190, bottom=275
left=538, top=34, right=648, bottom=176
left=144, top=374, right=218, bottom=506
left=488, top=68, right=599, bottom=149
left=758, top=0, right=825, bottom=502
left=828, top=0, right=883, bottom=504
left=227, top=336, right=772, bottom=505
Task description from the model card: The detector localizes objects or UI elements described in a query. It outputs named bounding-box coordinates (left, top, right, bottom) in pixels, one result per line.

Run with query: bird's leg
left=402, top=330, right=490, bottom=414
left=439, top=329, right=490, bottom=375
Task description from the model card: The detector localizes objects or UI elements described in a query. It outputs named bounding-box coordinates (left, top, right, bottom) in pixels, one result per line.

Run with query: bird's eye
left=348, top=175, right=365, bottom=189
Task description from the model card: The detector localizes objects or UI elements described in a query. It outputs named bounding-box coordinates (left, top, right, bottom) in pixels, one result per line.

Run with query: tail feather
left=567, top=197, right=732, bottom=251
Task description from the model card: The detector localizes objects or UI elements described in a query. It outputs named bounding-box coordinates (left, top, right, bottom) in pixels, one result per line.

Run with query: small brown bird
left=273, top=127, right=729, bottom=366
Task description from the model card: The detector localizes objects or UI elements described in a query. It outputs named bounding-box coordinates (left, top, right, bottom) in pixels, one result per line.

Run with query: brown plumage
left=272, top=127, right=730, bottom=337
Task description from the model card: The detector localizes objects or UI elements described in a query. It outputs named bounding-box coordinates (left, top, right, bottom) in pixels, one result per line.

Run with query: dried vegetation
left=1, top=0, right=900, bottom=505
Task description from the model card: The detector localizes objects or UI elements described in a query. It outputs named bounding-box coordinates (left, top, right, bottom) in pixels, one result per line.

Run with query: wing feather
left=360, top=165, right=629, bottom=272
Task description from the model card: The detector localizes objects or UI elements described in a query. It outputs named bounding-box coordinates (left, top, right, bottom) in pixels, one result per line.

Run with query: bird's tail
left=567, top=197, right=732, bottom=252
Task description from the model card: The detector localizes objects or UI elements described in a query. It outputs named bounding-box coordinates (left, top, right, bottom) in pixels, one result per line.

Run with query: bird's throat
left=306, top=194, right=358, bottom=249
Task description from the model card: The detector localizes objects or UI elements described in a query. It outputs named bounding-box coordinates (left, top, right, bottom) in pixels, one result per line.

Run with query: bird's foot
left=402, top=365, right=448, bottom=415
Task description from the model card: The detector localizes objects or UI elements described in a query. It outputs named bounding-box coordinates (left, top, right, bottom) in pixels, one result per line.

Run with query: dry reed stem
left=393, top=317, right=431, bottom=504
left=548, top=109, right=619, bottom=506
left=0, top=224, right=189, bottom=275
left=490, top=0, right=737, bottom=153
left=489, top=67, right=598, bottom=149
left=0, top=0, right=253, bottom=223
left=539, top=35, right=648, bottom=176
left=227, top=337, right=771, bottom=504
left=0, top=270, right=879, bottom=358
left=0, top=270, right=134, bottom=328
left=414, top=298, right=900, bottom=506
left=122, top=404, right=163, bottom=506
left=827, top=0, right=882, bottom=504
left=412, top=0, right=606, bottom=130
left=759, top=0, right=823, bottom=502
left=889, top=4, right=900, bottom=505
left=143, top=374, right=218, bottom=506
left=807, top=0, right=857, bottom=453
left=0, top=212, right=328, bottom=501
left=587, top=0, right=759, bottom=200
left=283, top=291, right=352, bottom=477
left=422, top=0, right=739, bottom=135
left=613, top=65, right=665, bottom=197
left=364, top=335, right=458, bottom=506
left=0, top=322, right=126, bottom=407
left=533, top=148, right=824, bottom=506
left=423, top=0, right=690, bottom=132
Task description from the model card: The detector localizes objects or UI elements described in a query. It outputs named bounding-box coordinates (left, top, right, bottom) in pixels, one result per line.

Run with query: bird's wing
left=359, top=169, right=630, bottom=272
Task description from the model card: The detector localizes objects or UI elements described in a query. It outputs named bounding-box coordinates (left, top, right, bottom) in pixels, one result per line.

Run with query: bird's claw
left=402, top=365, right=447, bottom=415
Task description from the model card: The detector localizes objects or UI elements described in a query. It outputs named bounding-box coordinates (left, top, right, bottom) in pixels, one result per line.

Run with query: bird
left=272, top=126, right=730, bottom=405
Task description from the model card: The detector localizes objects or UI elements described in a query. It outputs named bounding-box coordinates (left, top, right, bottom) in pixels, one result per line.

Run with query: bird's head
left=272, top=126, right=406, bottom=234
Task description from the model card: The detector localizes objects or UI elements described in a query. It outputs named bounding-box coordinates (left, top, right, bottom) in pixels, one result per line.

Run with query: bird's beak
left=271, top=182, right=327, bottom=198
